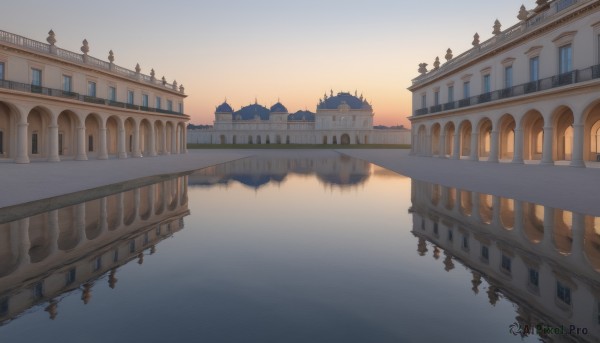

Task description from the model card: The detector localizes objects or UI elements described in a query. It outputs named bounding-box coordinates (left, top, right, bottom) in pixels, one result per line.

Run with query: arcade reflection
left=0, top=175, right=189, bottom=325
left=188, top=154, right=371, bottom=189
left=411, top=179, right=600, bottom=341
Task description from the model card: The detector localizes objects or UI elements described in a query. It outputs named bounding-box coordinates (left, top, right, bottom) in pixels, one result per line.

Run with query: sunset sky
left=3, top=0, right=528, bottom=127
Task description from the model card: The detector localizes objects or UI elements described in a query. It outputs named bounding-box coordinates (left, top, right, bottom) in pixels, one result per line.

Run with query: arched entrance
left=498, top=114, right=516, bottom=160
left=219, top=134, right=226, bottom=144
left=553, top=107, right=574, bottom=161
left=124, top=118, right=135, bottom=156
left=56, top=110, right=78, bottom=159
left=522, top=203, right=544, bottom=244
left=340, top=133, right=350, bottom=145
left=248, top=135, right=253, bottom=144
left=443, top=122, right=455, bottom=157
left=332, top=135, right=338, bottom=144
left=155, top=121, right=164, bottom=154
left=232, top=135, right=237, bottom=144
left=431, top=123, right=441, bottom=156
left=477, top=118, right=492, bottom=159
left=417, top=125, right=427, bottom=155
left=458, top=120, right=472, bottom=158
left=0, top=101, right=18, bottom=160
left=85, top=113, right=102, bottom=159
left=106, top=116, right=119, bottom=157
left=140, top=119, right=152, bottom=155
left=583, top=102, right=600, bottom=162
left=165, top=122, right=174, bottom=153
left=521, top=110, right=544, bottom=161
left=256, top=135, right=261, bottom=144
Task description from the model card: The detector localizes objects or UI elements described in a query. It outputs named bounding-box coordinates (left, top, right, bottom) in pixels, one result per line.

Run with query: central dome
left=270, top=102, right=288, bottom=113
left=318, top=92, right=370, bottom=110
left=234, top=103, right=270, bottom=120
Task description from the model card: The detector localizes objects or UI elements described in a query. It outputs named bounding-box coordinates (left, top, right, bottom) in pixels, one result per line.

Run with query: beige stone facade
left=0, top=30, right=189, bottom=164
left=409, top=0, right=600, bottom=167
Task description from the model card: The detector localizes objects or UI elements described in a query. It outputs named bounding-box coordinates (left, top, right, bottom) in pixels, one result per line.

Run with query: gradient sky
left=2, top=0, right=528, bottom=126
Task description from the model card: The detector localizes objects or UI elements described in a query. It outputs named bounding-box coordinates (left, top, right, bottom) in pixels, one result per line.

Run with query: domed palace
left=188, top=91, right=410, bottom=145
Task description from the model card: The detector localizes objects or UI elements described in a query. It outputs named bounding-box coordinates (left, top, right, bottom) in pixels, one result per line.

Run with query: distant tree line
left=373, top=125, right=406, bottom=130
left=188, top=124, right=213, bottom=129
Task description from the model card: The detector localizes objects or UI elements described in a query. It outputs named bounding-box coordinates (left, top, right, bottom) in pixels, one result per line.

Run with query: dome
left=318, top=92, right=371, bottom=110
left=270, top=102, right=288, bottom=113
left=216, top=102, right=233, bottom=113
left=288, top=110, right=315, bottom=122
left=234, top=103, right=270, bottom=120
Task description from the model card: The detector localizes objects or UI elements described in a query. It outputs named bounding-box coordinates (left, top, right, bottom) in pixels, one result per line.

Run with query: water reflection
left=411, top=179, right=600, bottom=341
left=0, top=175, right=189, bottom=325
left=188, top=155, right=371, bottom=189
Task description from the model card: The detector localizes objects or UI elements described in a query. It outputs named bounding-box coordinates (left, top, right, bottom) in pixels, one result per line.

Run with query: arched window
left=31, top=131, right=38, bottom=154
left=88, top=135, right=94, bottom=152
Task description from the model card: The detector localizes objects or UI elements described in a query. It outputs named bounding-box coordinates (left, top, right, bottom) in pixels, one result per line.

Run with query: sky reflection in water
left=0, top=154, right=597, bottom=342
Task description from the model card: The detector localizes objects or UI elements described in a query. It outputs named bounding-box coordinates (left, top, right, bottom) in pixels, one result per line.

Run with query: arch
left=106, top=193, right=121, bottom=230
left=479, top=194, right=493, bottom=224
left=340, top=133, right=350, bottom=145
left=443, top=122, right=455, bottom=157
left=583, top=101, right=600, bottom=161
left=106, top=116, right=120, bottom=156
left=430, top=123, right=441, bottom=156
left=85, top=113, right=102, bottom=159
left=85, top=198, right=102, bottom=240
left=266, top=135, right=270, bottom=144
left=500, top=198, right=514, bottom=230
left=256, top=135, right=262, bottom=144
left=431, top=184, right=440, bottom=206
left=552, top=106, right=574, bottom=161
left=584, top=215, right=600, bottom=271
left=0, top=100, right=20, bottom=160
left=521, top=110, right=544, bottom=161
left=154, top=182, right=165, bottom=215
left=276, top=135, right=281, bottom=144
left=322, top=135, right=328, bottom=144
left=248, top=135, right=253, bottom=144
left=522, top=202, right=544, bottom=244
left=460, top=190, right=472, bottom=216
left=124, top=118, right=135, bottom=155
left=445, top=187, right=455, bottom=210
left=232, top=135, right=237, bottom=144
left=417, top=125, right=427, bottom=155
left=166, top=121, right=174, bottom=153
left=57, top=205, right=80, bottom=251
left=139, top=186, right=152, bottom=221
left=332, top=135, right=338, bottom=144
left=458, top=120, right=472, bottom=158
left=477, top=118, right=493, bottom=159
left=123, top=190, right=136, bottom=226
left=498, top=114, right=516, bottom=160
left=154, top=120, right=164, bottom=154
left=28, top=106, right=53, bottom=159
left=140, top=119, right=152, bottom=155
left=28, top=212, right=52, bottom=263
left=554, top=209, right=572, bottom=254
left=286, top=135, right=290, bottom=144
left=0, top=222, right=20, bottom=277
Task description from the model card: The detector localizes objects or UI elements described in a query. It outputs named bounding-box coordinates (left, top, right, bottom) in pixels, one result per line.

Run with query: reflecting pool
left=0, top=154, right=598, bottom=342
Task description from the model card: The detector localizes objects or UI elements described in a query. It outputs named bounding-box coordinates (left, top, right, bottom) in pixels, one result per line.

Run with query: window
left=113, top=249, right=119, bottom=263
left=144, top=232, right=149, bottom=246
left=31, top=68, right=42, bottom=86
left=448, top=229, right=453, bottom=242
left=559, top=44, right=572, bottom=74
left=483, top=74, right=491, bottom=93
left=127, top=90, right=134, bottom=105
left=31, top=132, right=38, bottom=154
left=58, top=133, right=63, bottom=155
left=33, top=281, right=43, bottom=299
left=129, top=240, right=136, bottom=253
left=178, top=103, right=183, bottom=114
left=63, top=75, right=72, bottom=92
left=421, top=94, right=426, bottom=109
left=0, top=297, right=7, bottom=317
left=0, top=62, right=5, bottom=80
left=433, top=222, right=438, bottom=235
left=156, top=97, right=162, bottom=109
left=66, top=268, right=76, bottom=285
left=448, top=86, right=454, bottom=102
left=556, top=281, right=571, bottom=305
left=142, top=94, right=149, bottom=107
left=501, top=255, right=511, bottom=272
left=481, top=246, right=489, bottom=262
left=504, top=66, right=513, bottom=88
left=88, top=81, right=96, bottom=97
left=93, top=257, right=102, bottom=272
left=529, top=268, right=539, bottom=287
left=108, top=86, right=116, bottom=101
left=462, top=234, right=469, bottom=250
left=434, top=91, right=439, bottom=106
left=88, top=135, right=94, bottom=152
left=463, top=81, right=470, bottom=99
left=421, top=218, right=425, bottom=230
left=167, top=100, right=173, bottom=112
left=530, top=57, right=539, bottom=82
left=156, top=226, right=161, bottom=235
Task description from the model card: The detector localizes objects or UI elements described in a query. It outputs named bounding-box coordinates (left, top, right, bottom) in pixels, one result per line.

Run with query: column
left=48, top=210, right=59, bottom=256
left=99, top=197, right=108, bottom=235
left=425, top=134, right=432, bottom=157
left=491, top=196, right=501, bottom=227
left=513, top=200, right=523, bottom=236
left=75, top=203, right=86, bottom=247
left=17, top=218, right=30, bottom=267
left=162, top=125, right=169, bottom=155
left=171, top=124, right=177, bottom=154
left=48, top=118, right=60, bottom=162
left=512, top=127, right=524, bottom=164
left=541, top=125, right=554, bottom=165
left=133, top=121, right=141, bottom=158
left=75, top=126, right=87, bottom=161
left=570, top=123, right=585, bottom=168
left=541, top=206, right=555, bottom=251
left=469, top=132, right=479, bottom=161
left=98, top=125, right=108, bottom=160
left=471, top=192, right=481, bottom=223
left=454, top=189, right=462, bottom=215
left=15, top=116, right=29, bottom=164
left=118, top=120, right=127, bottom=159
left=451, top=131, right=460, bottom=159
left=134, top=188, right=141, bottom=221
left=439, top=134, right=446, bottom=158
left=488, top=130, right=499, bottom=162
left=183, top=126, right=188, bottom=153
left=410, top=127, right=417, bottom=156
left=149, top=123, right=157, bottom=157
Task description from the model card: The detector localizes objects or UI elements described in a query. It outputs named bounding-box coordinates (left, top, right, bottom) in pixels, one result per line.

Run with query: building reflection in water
left=410, top=179, right=600, bottom=341
left=188, top=155, right=371, bottom=189
left=0, top=175, right=189, bottom=325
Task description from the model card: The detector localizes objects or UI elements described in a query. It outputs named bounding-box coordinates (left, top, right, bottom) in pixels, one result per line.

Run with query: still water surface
left=0, top=154, right=597, bottom=342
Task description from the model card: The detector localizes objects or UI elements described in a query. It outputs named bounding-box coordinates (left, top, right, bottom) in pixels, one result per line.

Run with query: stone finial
left=330, top=89, right=333, bottom=97
left=534, top=0, right=549, bottom=13
left=433, top=56, right=440, bottom=70
left=418, top=63, right=428, bottom=75
left=45, top=301, right=58, bottom=320
left=80, top=39, right=89, bottom=54
left=137, top=252, right=144, bottom=265
left=472, top=33, right=480, bottom=47
left=108, top=50, right=114, bottom=63
left=324, top=92, right=328, bottom=100
left=135, top=63, right=141, bottom=73
left=150, top=68, right=156, bottom=81
left=179, top=84, right=184, bottom=93
left=46, top=30, right=56, bottom=46
left=445, top=48, right=453, bottom=61
left=161, top=76, right=167, bottom=85
left=82, top=283, right=92, bottom=304
left=493, top=19, right=502, bottom=35
left=108, top=269, right=117, bottom=289
left=173, top=79, right=178, bottom=90
left=518, top=5, right=528, bottom=21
